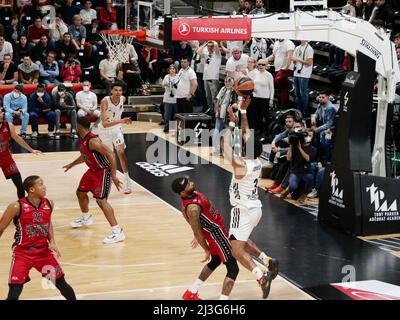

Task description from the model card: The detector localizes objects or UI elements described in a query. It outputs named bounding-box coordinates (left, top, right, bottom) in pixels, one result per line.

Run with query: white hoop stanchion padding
left=99, top=30, right=137, bottom=63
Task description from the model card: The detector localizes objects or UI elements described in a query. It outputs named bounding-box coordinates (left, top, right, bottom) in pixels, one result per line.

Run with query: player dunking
left=223, top=97, right=279, bottom=299
left=63, top=117, right=125, bottom=244
left=0, top=106, right=41, bottom=199
left=0, top=175, right=76, bottom=300
left=96, top=82, right=132, bottom=194
left=172, top=177, right=239, bottom=300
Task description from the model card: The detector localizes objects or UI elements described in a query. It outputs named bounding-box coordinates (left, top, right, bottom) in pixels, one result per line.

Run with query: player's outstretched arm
left=100, top=97, right=132, bottom=128
left=186, top=204, right=210, bottom=263
left=89, top=137, right=123, bottom=191
left=222, top=106, right=247, bottom=177
left=239, top=96, right=251, bottom=141
left=63, top=154, right=85, bottom=172
left=9, top=123, right=42, bottom=155
left=0, top=202, right=20, bottom=239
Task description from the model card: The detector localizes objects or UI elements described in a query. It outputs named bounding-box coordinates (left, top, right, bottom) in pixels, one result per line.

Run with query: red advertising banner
left=172, top=17, right=252, bottom=41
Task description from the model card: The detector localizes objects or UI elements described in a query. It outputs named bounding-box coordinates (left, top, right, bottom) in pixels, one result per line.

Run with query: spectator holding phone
left=4, top=84, right=29, bottom=139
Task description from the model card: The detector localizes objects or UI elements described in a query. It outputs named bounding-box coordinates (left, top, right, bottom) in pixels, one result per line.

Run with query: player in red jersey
left=63, top=116, right=125, bottom=244
left=0, top=106, right=41, bottom=199
left=172, top=177, right=239, bottom=300
left=0, top=175, right=76, bottom=300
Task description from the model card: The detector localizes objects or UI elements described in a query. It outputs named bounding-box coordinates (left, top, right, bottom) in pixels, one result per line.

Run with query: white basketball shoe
left=70, top=215, right=94, bottom=228
left=103, top=229, right=126, bottom=244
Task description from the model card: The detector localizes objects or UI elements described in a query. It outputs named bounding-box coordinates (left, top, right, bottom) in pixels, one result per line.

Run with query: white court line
left=60, top=262, right=166, bottom=268
left=26, top=280, right=255, bottom=300
left=366, top=240, right=400, bottom=249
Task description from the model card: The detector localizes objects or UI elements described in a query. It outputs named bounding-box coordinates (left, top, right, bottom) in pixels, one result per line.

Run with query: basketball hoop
left=100, top=30, right=141, bottom=64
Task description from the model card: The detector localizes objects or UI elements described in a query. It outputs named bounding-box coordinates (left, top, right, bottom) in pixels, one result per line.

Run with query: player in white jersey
left=98, top=82, right=133, bottom=194
left=223, top=97, right=279, bottom=299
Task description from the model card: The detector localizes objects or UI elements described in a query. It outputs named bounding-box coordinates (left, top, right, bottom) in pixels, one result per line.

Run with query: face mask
left=13, top=92, right=20, bottom=99
left=305, top=136, right=312, bottom=143
left=83, top=86, right=90, bottom=92
left=37, top=92, right=44, bottom=97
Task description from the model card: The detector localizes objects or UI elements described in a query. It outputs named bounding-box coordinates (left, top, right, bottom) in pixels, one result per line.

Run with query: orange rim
left=99, top=29, right=138, bottom=37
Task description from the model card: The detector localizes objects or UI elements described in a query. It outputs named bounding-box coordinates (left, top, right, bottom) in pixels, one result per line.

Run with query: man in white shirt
left=175, top=57, right=198, bottom=113
left=80, top=0, right=97, bottom=26
left=249, top=38, right=268, bottom=61
left=226, top=47, right=249, bottom=80
left=76, top=80, right=100, bottom=124
left=291, top=41, right=314, bottom=116
left=198, top=41, right=222, bottom=114
left=0, top=35, right=13, bottom=62
left=221, top=41, right=244, bottom=60
left=99, top=50, right=120, bottom=96
left=266, top=39, right=295, bottom=108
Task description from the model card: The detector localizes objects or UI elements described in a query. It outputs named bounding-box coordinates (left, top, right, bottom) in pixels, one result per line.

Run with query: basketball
left=233, top=76, right=255, bottom=97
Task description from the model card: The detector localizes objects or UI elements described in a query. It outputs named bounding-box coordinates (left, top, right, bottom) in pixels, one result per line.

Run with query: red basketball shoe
left=182, top=290, right=202, bottom=300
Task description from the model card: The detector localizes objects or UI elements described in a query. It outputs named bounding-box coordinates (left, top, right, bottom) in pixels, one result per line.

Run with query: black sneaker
left=268, top=258, right=279, bottom=280
left=258, top=271, right=273, bottom=299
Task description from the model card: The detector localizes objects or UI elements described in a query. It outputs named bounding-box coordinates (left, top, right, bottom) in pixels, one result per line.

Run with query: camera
left=169, top=92, right=175, bottom=98
left=288, top=128, right=307, bottom=146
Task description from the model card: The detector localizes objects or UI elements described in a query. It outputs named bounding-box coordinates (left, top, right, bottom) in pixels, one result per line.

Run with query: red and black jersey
left=13, top=197, right=53, bottom=251
left=79, top=132, right=110, bottom=171
left=0, top=121, right=12, bottom=158
left=181, top=191, right=231, bottom=262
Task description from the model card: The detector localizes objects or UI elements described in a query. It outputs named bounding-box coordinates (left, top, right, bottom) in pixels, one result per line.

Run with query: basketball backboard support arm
left=249, top=10, right=400, bottom=177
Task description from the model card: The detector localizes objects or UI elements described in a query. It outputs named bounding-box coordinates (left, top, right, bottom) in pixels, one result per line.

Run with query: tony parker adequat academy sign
left=365, top=183, right=400, bottom=222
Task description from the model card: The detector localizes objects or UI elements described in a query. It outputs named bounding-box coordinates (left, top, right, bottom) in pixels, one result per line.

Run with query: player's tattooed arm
left=63, top=154, right=85, bottom=172
left=89, top=138, right=123, bottom=191
left=9, top=122, right=42, bottom=154
left=186, top=204, right=210, bottom=263
left=0, top=201, right=20, bottom=238
left=100, top=97, right=132, bottom=128
left=222, top=110, right=246, bottom=177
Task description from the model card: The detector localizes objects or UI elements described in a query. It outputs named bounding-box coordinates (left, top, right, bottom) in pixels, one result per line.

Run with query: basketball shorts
left=97, top=126, right=125, bottom=151
left=9, top=247, right=64, bottom=284
left=78, top=168, right=112, bottom=199
left=203, top=223, right=232, bottom=263
left=229, top=206, right=262, bottom=241
left=0, top=155, right=19, bottom=178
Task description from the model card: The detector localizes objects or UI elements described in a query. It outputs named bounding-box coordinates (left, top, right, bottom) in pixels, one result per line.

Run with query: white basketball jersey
left=229, top=158, right=262, bottom=209
left=100, top=96, right=124, bottom=129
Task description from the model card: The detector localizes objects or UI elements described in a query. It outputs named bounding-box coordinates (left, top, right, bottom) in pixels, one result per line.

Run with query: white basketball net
left=100, top=31, right=136, bottom=64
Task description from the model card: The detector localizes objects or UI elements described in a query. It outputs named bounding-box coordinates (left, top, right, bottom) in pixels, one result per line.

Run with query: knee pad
left=226, top=257, right=239, bottom=281
left=207, top=255, right=222, bottom=271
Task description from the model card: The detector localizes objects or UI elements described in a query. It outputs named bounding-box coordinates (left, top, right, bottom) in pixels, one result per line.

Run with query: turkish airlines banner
left=172, top=17, right=252, bottom=41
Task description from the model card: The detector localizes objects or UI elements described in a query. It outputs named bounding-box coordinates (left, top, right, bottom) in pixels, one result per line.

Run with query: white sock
left=112, top=225, right=121, bottom=233
left=259, top=252, right=269, bottom=265
left=252, top=267, right=264, bottom=280
left=124, top=172, right=130, bottom=180
left=219, top=294, right=229, bottom=300
left=81, top=212, right=90, bottom=220
left=189, top=279, right=204, bottom=293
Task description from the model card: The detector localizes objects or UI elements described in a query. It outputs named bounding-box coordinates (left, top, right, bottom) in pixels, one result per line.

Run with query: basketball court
left=0, top=123, right=313, bottom=300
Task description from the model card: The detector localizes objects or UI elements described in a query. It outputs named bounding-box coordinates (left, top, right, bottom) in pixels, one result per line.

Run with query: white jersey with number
left=100, top=96, right=124, bottom=130
left=97, top=95, right=126, bottom=150
left=229, top=158, right=262, bottom=209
